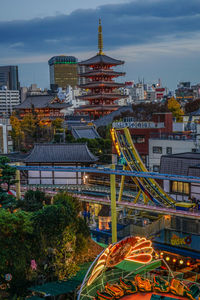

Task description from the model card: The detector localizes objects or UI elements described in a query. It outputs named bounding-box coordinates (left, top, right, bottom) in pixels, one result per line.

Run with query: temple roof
left=77, top=93, right=126, bottom=100
left=76, top=105, right=119, bottom=112
left=24, top=143, right=98, bottom=163
left=15, top=95, right=70, bottom=110
left=79, top=70, right=125, bottom=77
left=71, top=126, right=100, bottom=139
left=79, top=81, right=125, bottom=89
left=78, top=54, right=124, bottom=66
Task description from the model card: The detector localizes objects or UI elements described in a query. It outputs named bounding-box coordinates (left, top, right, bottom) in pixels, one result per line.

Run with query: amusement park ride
left=77, top=235, right=200, bottom=300
left=14, top=127, right=200, bottom=245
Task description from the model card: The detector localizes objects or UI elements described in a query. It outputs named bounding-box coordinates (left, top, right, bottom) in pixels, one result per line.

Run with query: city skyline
left=1, top=0, right=200, bottom=89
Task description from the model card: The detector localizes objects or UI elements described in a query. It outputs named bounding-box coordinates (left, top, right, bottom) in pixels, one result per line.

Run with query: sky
left=1, top=0, right=200, bottom=90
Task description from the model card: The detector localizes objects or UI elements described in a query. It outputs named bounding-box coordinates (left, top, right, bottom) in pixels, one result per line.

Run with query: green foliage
left=52, top=118, right=63, bottom=129
left=0, top=210, right=33, bottom=295
left=19, top=189, right=47, bottom=212
left=0, top=192, right=90, bottom=296
left=0, top=156, right=17, bottom=209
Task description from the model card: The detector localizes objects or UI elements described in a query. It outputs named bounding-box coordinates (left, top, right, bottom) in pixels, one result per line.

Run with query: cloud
left=0, top=0, right=200, bottom=61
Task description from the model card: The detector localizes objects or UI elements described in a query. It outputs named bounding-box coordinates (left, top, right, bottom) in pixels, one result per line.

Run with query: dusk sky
left=1, top=0, right=200, bottom=90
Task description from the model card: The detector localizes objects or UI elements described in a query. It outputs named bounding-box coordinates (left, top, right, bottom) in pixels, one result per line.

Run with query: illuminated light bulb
left=186, top=261, right=190, bottom=266
left=160, top=252, right=164, bottom=256
left=179, top=260, right=184, bottom=265
left=173, top=258, right=177, bottom=263
left=166, top=257, right=170, bottom=261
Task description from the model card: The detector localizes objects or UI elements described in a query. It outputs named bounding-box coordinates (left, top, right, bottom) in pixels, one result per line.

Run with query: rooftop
left=78, top=54, right=124, bottom=66
left=160, top=152, right=200, bottom=176
left=15, top=95, right=70, bottom=110
left=72, top=126, right=100, bottom=139
left=24, top=143, right=98, bottom=163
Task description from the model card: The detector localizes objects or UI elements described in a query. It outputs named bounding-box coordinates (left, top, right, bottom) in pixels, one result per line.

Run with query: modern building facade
left=0, top=88, right=20, bottom=117
left=48, top=56, right=78, bottom=90
left=76, top=20, right=126, bottom=119
left=0, top=65, right=19, bottom=90
left=0, top=119, right=13, bottom=154
left=160, top=152, right=200, bottom=201
left=149, top=134, right=197, bottom=172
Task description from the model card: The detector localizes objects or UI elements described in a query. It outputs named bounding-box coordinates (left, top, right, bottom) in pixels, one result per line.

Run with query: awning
left=153, top=242, right=200, bottom=259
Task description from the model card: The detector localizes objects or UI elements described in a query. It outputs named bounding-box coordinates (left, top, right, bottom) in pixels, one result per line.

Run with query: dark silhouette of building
left=0, top=65, right=19, bottom=90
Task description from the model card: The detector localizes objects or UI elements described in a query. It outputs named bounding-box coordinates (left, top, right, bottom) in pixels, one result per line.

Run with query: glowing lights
left=186, top=261, right=191, bottom=266
left=166, top=257, right=170, bottom=261
left=179, top=260, right=184, bottom=265
left=110, top=128, right=120, bottom=156
left=172, top=258, right=177, bottom=263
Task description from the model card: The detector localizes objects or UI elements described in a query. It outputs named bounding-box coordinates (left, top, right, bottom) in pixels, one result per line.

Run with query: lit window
left=171, top=181, right=189, bottom=195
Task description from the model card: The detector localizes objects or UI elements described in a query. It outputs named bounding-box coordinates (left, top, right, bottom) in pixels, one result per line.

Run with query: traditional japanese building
left=76, top=20, right=126, bottom=120
left=15, top=95, right=70, bottom=120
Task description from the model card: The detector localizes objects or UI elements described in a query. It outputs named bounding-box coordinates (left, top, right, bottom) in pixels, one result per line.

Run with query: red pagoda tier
left=76, top=20, right=127, bottom=120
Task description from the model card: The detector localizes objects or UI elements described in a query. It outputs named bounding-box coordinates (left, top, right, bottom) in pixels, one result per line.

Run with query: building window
left=132, top=135, right=145, bottom=143
left=166, top=147, right=172, bottom=154
left=171, top=181, right=189, bottom=195
left=153, top=165, right=160, bottom=172
left=153, top=146, right=162, bottom=154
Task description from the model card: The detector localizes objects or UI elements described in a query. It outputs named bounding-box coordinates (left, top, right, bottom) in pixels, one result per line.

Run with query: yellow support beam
left=134, top=190, right=141, bottom=204
left=118, top=165, right=126, bottom=202
left=15, top=163, right=21, bottom=200
left=110, top=164, right=117, bottom=243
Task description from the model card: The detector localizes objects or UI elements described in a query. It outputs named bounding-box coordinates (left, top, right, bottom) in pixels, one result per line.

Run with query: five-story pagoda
left=76, top=20, right=126, bottom=120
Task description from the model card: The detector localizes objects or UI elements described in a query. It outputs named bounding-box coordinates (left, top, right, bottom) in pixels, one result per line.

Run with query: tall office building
left=48, top=55, right=78, bottom=90
left=0, top=87, right=20, bottom=117
left=0, top=66, right=19, bottom=90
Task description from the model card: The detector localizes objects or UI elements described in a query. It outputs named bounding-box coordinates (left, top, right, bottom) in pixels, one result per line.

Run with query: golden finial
left=98, top=18, right=104, bottom=55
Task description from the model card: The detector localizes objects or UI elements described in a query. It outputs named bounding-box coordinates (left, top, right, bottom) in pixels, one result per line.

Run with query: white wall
left=149, top=139, right=196, bottom=172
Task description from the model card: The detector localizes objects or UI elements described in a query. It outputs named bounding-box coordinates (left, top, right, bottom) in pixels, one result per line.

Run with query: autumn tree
left=167, top=97, right=184, bottom=122
left=10, top=115, right=24, bottom=151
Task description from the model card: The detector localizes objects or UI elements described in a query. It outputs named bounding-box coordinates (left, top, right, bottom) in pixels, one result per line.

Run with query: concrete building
left=113, top=112, right=173, bottom=167
left=0, top=88, right=20, bottom=117
left=160, top=152, right=200, bottom=201
left=48, top=56, right=78, bottom=90
left=149, top=134, right=197, bottom=172
left=0, top=119, right=13, bottom=153
left=0, top=65, right=19, bottom=90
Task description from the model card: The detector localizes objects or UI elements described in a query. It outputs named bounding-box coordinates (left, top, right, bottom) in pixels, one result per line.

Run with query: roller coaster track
left=113, top=128, right=176, bottom=208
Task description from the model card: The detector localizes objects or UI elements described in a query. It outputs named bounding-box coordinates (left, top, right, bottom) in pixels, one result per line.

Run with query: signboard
left=113, top=122, right=164, bottom=129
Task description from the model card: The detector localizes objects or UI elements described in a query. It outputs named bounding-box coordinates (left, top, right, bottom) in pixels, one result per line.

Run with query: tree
left=19, top=189, right=48, bottom=212
left=52, top=118, right=63, bottom=129
left=167, top=97, right=184, bottom=122
left=10, top=115, right=24, bottom=151
left=0, top=156, right=17, bottom=209
left=0, top=209, right=33, bottom=296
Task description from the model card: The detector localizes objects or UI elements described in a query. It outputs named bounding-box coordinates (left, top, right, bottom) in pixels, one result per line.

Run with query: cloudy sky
left=1, top=0, right=200, bottom=90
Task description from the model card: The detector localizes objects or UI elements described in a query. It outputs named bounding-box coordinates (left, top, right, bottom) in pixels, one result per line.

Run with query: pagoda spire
left=98, top=19, right=104, bottom=55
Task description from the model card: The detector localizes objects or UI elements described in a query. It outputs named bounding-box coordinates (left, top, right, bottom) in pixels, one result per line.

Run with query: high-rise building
left=48, top=55, right=78, bottom=90
left=0, top=87, right=20, bottom=117
left=0, top=65, right=19, bottom=90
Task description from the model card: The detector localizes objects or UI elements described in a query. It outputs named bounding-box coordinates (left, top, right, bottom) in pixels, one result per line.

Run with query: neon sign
left=87, top=236, right=153, bottom=286
left=171, top=234, right=192, bottom=246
